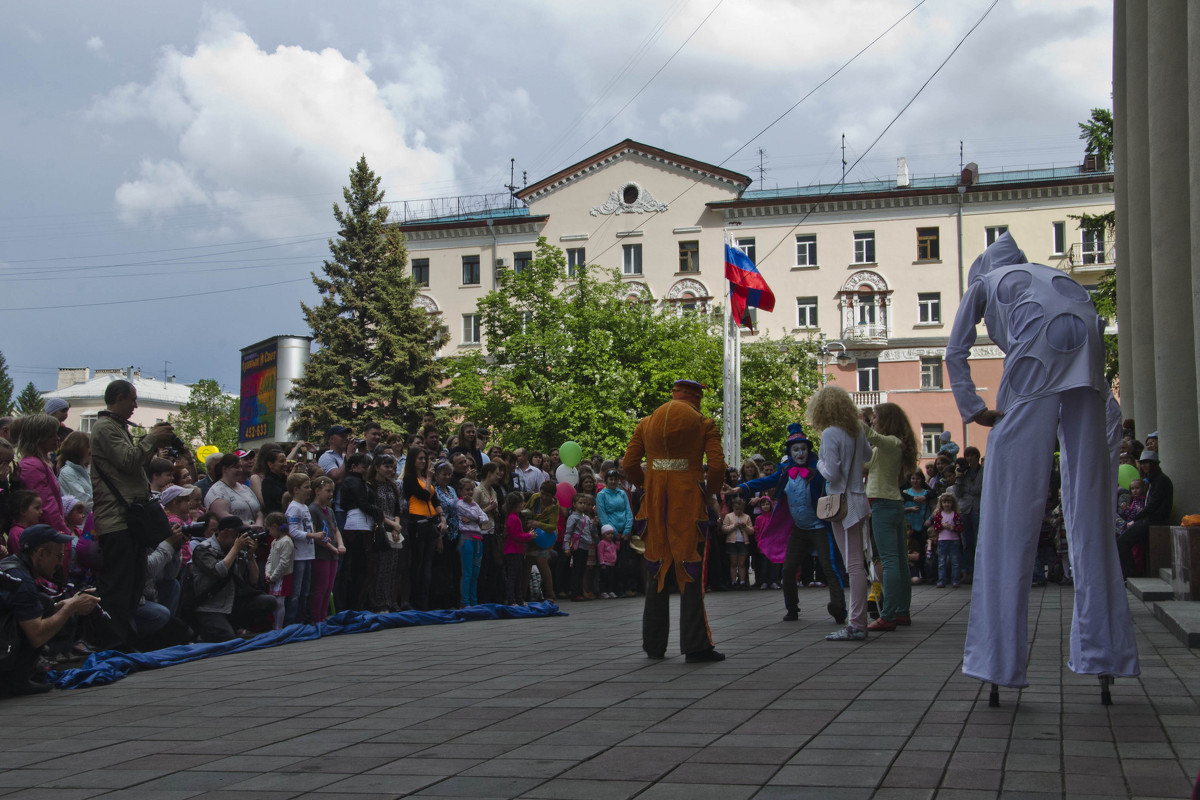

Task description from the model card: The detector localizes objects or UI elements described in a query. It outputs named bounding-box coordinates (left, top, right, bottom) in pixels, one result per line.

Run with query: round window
left=622, top=184, right=640, bottom=204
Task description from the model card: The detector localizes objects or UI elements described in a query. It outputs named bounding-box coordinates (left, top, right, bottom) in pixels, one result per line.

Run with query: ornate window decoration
left=838, top=271, right=891, bottom=343
left=590, top=181, right=669, bottom=216
left=664, top=278, right=712, bottom=312
left=621, top=280, right=654, bottom=303
left=414, top=294, right=440, bottom=314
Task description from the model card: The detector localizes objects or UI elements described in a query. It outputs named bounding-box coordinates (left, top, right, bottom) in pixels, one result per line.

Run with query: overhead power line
left=0, top=276, right=313, bottom=313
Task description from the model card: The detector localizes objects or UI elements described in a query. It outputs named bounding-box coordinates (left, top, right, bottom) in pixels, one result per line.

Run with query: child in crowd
left=7, top=489, right=42, bottom=553
left=929, top=492, right=963, bottom=588
left=264, top=511, right=294, bottom=630
left=565, top=492, right=597, bottom=600
left=503, top=493, right=533, bottom=605
left=283, top=472, right=321, bottom=626
left=597, top=525, right=619, bottom=598
left=455, top=477, right=489, bottom=608
left=1033, top=490, right=1059, bottom=586
left=186, top=485, right=205, bottom=523
left=308, top=476, right=344, bottom=623
left=721, top=495, right=753, bottom=589
left=61, top=495, right=85, bottom=578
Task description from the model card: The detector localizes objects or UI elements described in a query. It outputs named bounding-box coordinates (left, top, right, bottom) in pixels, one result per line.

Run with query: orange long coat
left=621, top=397, right=726, bottom=591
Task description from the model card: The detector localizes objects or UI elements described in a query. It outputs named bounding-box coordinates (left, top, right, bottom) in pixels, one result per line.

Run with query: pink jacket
left=597, top=538, right=618, bottom=567
left=503, top=513, right=533, bottom=555
left=20, top=457, right=67, bottom=534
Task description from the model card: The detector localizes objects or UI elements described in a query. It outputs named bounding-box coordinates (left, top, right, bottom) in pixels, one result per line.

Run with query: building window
left=462, top=255, right=481, bottom=285
left=796, top=296, right=818, bottom=328
left=678, top=241, right=699, bottom=273
left=79, top=414, right=97, bottom=434
left=734, top=237, right=756, bottom=263
left=917, top=292, right=941, bottom=324
left=623, top=243, right=643, bottom=275
left=567, top=247, right=586, bottom=277
left=917, top=227, right=940, bottom=261
left=412, top=258, right=429, bottom=287
left=985, top=225, right=1008, bottom=246
left=853, top=231, right=875, bottom=264
left=857, top=357, right=879, bottom=392
left=462, top=314, right=480, bottom=345
left=921, top=423, right=944, bottom=456
left=920, top=356, right=944, bottom=389
left=1052, top=221, right=1066, bottom=255
left=1082, top=228, right=1106, bottom=264
left=513, top=251, right=532, bottom=274
left=795, top=234, right=817, bottom=267
left=857, top=292, right=877, bottom=325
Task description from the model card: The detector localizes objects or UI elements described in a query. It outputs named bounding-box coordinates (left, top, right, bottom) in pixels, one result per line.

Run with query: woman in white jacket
left=807, top=385, right=872, bottom=641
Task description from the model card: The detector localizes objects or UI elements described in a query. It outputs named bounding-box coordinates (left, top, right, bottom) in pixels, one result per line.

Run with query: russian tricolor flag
left=725, top=243, right=776, bottom=325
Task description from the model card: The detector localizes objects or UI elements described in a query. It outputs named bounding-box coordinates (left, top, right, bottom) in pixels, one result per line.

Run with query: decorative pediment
left=590, top=181, right=668, bottom=216
left=841, top=270, right=890, bottom=293
left=622, top=280, right=654, bottom=301
left=666, top=278, right=710, bottom=300
left=414, top=294, right=440, bottom=313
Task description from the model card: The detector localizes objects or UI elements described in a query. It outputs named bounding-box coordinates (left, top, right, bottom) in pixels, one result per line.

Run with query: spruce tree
left=14, top=382, right=43, bottom=415
left=289, top=156, right=449, bottom=438
left=0, top=350, right=13, bottom=414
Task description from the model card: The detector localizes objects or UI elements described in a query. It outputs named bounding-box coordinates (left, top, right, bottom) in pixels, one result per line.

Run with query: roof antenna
left=504, top=157, right=518, bottom=208
left=841, top=134, right=847, bottom=183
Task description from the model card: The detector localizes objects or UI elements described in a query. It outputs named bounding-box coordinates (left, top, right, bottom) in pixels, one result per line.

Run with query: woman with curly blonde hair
left=863, top=402, right=919, bottom=632
left=807, top=385, right=872, bottom=641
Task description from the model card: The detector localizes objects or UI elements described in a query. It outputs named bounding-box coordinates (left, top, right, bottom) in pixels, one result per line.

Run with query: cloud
left=86, top=36, right=104, bottom=52
left=89, top=16, right=458, bottom=238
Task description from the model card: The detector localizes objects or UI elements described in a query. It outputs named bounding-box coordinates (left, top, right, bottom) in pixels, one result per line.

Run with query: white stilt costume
left=946, top=233, right=1139, bottom=689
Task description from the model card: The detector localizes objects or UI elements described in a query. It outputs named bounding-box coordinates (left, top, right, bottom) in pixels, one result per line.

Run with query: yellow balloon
left=195, top=445, right=220, bottom=464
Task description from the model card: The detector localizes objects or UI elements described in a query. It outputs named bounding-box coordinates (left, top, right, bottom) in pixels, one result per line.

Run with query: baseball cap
left=232, top=449, right=255, bottom=459
left=159, top=484, right=193, bottom=506
left=1137, top=451, right=1159, bottom=463
left=20, top=524, right=73, bottom=552
left=217, top=515, right=251, bottom=533
left=327, top=425, right=351, bottom=438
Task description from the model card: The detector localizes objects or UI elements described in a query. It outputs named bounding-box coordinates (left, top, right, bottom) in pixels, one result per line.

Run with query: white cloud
left=90, top=17, right=458, bottom=238
left=86, top=36, right=104, bottom=52
left=659, top=93, right=746, bottom=132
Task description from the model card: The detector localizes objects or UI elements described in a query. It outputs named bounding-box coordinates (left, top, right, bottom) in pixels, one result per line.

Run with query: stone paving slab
left=0, top=583, right=1196, bottom=799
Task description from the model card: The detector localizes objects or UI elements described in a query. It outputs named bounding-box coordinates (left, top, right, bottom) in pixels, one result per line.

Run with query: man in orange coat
left=622, top=380, right=727, bottom=662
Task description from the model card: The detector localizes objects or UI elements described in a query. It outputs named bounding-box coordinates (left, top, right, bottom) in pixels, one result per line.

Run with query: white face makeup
left=788, top=442, right=810, bottom=465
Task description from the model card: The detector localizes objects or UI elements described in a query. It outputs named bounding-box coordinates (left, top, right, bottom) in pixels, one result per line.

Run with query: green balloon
left=560, top=441, right=583, bottom=468
left=1118, top=463, right=1138, bottom=491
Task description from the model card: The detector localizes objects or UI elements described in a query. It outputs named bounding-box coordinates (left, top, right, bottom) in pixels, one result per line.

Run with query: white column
left=1190, top=0, right=1200, bottom=457
left=1113, top=0, right=1135, bottom=420
left=1147, top=0, right=1199, bottom=498
left=1123, top=2, right=1157, bottom=434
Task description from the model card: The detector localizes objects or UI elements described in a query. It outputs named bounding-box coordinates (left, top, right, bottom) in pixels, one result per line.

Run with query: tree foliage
left=0, top=350, right=13, bottom=415
left=289, top=156, right=449, bottom=439
left=1078, top=107, right=1113, bottom=170
left=447, top=237, right=821, bottom=460
left=1073, top=106, right=1118, bottom=385
left=168, top=379, right=238, bottom=454
left=14, top=382, right=43, bottom=416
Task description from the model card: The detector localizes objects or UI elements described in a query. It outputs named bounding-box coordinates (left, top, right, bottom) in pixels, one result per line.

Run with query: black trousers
left=642, top=559, right=713, bottom=657
left=341, top=529, right=373, bottom=611
left=1117, top=520, right=1150, bottom=578
left=193, top=594, right=280, bottom=642
left=784, top=526, right=846, bottom=621
left=97, top=531, right=146, bottom=649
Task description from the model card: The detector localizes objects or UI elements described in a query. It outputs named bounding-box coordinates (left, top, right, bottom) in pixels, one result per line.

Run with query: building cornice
left=517, top=139, right=751, bottom=204
left=400, top=216, right=548, bottom=242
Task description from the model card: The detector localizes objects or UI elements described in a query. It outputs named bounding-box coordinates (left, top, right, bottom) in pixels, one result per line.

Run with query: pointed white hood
left=967, top=231, right=1028, bottom=285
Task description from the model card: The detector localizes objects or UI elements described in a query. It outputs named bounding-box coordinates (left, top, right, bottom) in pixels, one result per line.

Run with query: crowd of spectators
left=0, top=384, right=1179, bottom=695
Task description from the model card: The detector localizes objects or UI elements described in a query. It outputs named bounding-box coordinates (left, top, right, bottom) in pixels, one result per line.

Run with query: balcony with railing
left=1067, top=241, right=1116, bottom=270
left=851, top=391, right=888, bottom=407
left=842, top=323, right=889, bottom=344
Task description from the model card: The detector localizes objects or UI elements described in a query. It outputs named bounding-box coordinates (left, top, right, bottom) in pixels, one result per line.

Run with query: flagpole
left=722, top=228, right=734, bottom=459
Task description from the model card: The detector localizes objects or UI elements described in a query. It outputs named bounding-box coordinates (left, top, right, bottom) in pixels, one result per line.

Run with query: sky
left=0, top=0, right=1113, bottom=395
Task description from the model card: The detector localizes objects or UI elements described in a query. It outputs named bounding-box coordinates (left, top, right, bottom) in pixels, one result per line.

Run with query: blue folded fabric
left=50, top=601, right=565, bottom=690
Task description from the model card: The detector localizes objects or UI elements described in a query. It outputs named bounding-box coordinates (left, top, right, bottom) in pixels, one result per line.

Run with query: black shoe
left=644, top=650, right=665, bottom=660
left=867, top=599, right=879, bottom=620
left=782, top=611, right=798, bottom=621
left=684, top=648, right=726, bottom=663
left=828, top=602, right=846, bottom=625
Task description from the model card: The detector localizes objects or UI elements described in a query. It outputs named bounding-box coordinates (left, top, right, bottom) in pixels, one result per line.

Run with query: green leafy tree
left=1079, top=107, right=1113, bottom=170
left=168, top=379, right=238, bottom=454
left=1071, top=107, right=1118, bottom=384
left=0, top=350, right=13, bottom=415
left=289, top=156, right=449, bottom=438
left=739, top=335, right=823, bottom=459
left=449, top=237, right=723, bottom=455
left=14, top=382, right=43, bottom=415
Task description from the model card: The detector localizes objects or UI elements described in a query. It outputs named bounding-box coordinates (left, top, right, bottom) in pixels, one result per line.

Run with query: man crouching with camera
left=0, top=526, right=103, bottom=695
left=190, top=516, right=278, bottom=642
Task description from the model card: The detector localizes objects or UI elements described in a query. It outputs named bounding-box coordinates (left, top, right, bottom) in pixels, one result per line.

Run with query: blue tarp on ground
left=49, top=601, right=565, bottom=690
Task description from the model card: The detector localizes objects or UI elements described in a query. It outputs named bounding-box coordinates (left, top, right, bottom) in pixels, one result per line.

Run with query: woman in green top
left=864, top=403, right=919, bottom=631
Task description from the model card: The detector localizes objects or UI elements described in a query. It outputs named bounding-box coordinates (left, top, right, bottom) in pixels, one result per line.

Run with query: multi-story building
left=395, top=140, right=1115, bottom=459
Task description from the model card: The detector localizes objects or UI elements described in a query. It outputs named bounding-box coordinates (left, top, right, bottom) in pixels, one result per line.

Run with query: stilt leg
left=988, top=683, right=1000, bottom=708
left=1099, top=675, right=1113, bottom=706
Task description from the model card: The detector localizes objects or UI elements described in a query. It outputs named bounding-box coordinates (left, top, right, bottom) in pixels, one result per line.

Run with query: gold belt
left=651, top=458, right=688, bottom=471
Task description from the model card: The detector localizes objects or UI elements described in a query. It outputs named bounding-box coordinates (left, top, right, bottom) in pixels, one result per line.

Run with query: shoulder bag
left=816, top=431, right=862, bottom=523
left=92, top=462, right=173, bottom=548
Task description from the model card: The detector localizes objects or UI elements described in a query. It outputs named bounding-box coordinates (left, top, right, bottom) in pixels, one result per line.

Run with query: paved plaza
left=0, top=583, right=1196, bottom=800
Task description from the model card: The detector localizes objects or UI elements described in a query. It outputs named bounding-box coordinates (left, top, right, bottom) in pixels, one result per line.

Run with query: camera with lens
left=165, top=434, right=189, bottom=459
left=183, top=521, right=208, bottom=537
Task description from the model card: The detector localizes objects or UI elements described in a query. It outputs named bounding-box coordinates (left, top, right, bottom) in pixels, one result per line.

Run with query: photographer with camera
left=0, top=525, right=103, bottom=694
left=948, top=447, right=983, bottom=583
left=190, top=516, right=277, bottom=642
left=90, top=379, right=176, bottom=651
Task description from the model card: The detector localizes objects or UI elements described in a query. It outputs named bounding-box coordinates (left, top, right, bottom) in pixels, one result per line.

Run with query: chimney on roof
left=1082, top=153, right=1102, bottom=172
left=896, top=157, right=910, bottom=188
left=57, top=367, right=90, bottom=390
left=959, top=162, right=978, bottom=187
left=126, top=365, right=135, bottom=380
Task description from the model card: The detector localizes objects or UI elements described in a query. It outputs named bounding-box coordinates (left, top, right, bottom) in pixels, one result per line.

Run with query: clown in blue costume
left=725, top=424, right=847, bottom=624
